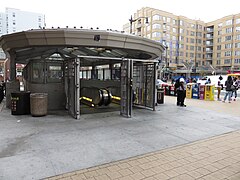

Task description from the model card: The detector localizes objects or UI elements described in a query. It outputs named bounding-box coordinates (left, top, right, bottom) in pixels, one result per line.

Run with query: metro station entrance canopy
left=0, top=29, right=164, bottom=119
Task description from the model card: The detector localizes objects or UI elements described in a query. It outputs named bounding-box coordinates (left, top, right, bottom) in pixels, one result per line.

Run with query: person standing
left=175, top=74, right=184, bottom=106
left=231, top=77, right=238, bottom=101
left=223, top=76, right=233, bottom=103
left=217, top=76, right=222, bottom=101
left=177, top=78, right=186, bottom=107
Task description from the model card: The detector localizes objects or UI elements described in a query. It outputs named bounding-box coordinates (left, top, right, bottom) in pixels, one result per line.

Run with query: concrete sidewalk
left=0, top=96, right=240, bottom=180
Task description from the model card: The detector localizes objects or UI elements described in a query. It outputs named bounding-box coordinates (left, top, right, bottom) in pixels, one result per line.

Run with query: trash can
left=157, top=88, right=164, bottom=104
left=30, top=93, right=48, bottom=117
left=11, top=91, right=31, bottom=115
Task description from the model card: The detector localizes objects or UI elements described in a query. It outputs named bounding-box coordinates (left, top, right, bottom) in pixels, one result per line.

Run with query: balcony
left=206, top=36, right=213, bottom=39
left=206, top=29, right=214, bottom=33
left=206, top=43, right=213, bottom=46
left=206, top=50, right=213, bottom=53
left=206, top=56, right=213, bottom=60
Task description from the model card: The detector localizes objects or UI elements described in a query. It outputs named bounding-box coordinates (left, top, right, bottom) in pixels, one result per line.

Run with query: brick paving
left=45, top=130, right=240, bottom=180
left=45, top=95, right=240, bottom=180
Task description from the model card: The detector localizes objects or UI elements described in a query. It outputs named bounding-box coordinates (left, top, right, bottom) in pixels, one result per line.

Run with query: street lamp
left=165, top=45, right=168, bottom=69
left=165, top=45, right=169, bottom=78
left=129, top=15, right=149, bottom=34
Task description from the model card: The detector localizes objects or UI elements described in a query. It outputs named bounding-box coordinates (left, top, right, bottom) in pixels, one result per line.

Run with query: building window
left=236, top=26, right=240, bottom=32
left=162, top=16, right=166, bottom=22
left=186, top=52, right=188, bottom=57
left=152, top=32, right=161, bottom=37
left=173, top=19, right=177, bottom=25
left=218, top=37, right=221, bottom=43
left=179, top=44, right=184, bottom=49
left=235, top=42, right=240, bottom=48
left=147, top=26, right=151, bottom=31
left=167, top=17, right=171, bottom=23
left=218, top=23, right=223, bottom=28
left=225, top=51, right=232, bottom=56
left=196, top=32, right=202, bottom=37
left=226, top=27, right=232, bottom=33
left=197, top=25, right=202, bottom=30
left=197, top=46, right=201, bottom=51
left=226, top=19, right=233, bottom=25
left=179, top=20, right=184, bottom=26
left=12, top=12, right=15, bottom=17
left=197, top=39, right=202, bottom=44
left=172, top=27, right=177, bottom=33
left=180, top=28, right=184, bottom=34
left=190, top=31, right=195, bottom=36
left=235, top=51, right=240, bottom=56
left=197, top=53, right=201, bottom=58
left=153, top=14, right=161, bottom=21
left=217, top=60, right=221, bottom=65
left=179, top=36, right=184, bottom=41
left=236, top=35, right=240, bottom=40
left=217, top=53, right=221, bottom=58
left=236, top=19, right=240, bottom=24
left=190, top=53, right=194, bottom=58
left=225, top=35, right=232, bottom=41
left=190, top=46, right=194, bottom=51
left=191, top=24, right=195, bottom=29
left=224, top=59, right=231, bottom=64
left=152, top=24, right=161, bottom=29
left=218, top=30, right=222, bottom=35
left=225, top=44, right=232, bottom=49
left=190, top=38, right=195, bottom=43
left=217, top=45, right=221, bottom=50
left=235, top=59, right=240, bottom=63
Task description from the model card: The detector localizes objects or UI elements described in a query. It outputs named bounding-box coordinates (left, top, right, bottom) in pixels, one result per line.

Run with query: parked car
left=156, top=79, right=169, bottom=88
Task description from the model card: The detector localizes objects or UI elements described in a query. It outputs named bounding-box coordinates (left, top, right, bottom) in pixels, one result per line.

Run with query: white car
left=156, top=79, right=168, bottom=87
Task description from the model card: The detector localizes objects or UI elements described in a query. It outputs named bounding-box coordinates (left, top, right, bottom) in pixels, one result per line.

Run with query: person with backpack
left=223, top=76, right=233, bottom=103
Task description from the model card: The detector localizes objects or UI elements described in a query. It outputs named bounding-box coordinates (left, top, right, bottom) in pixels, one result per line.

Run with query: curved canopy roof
left=0, top=28, right=164, bottom=66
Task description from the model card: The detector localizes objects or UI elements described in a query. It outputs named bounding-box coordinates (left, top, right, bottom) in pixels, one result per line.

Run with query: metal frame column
left=75, top=57, right=80, bottom=119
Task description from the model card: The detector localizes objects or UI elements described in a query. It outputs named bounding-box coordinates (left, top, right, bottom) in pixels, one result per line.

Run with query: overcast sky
left=0, top=0, right=239, bottom=30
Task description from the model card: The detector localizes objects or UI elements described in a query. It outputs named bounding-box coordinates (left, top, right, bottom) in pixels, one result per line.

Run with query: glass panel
left=104, top=69, right=111, bottom=80
left=32, top=63, right=44, bottom=83
left=47, top=64, right=63, bottom=83
left=98, top=69, right=103, bottom=80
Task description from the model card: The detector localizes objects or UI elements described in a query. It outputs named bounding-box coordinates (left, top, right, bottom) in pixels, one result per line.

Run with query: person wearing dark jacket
left=177, top=78, right=186, bottom=107
left=223, top=76, right=233, bottom=103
